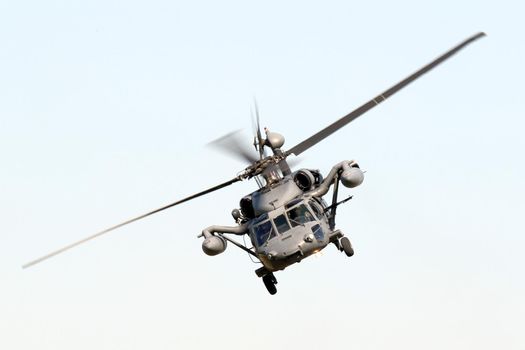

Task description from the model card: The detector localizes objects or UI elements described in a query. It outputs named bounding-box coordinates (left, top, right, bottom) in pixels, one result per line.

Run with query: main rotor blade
left=287, top=32, right=486, bottom=156
left=22, top=176, right=242, bottom=269
left=253, top=99, right=265, bottom=160
left=209, top=130, right=259, bottom=164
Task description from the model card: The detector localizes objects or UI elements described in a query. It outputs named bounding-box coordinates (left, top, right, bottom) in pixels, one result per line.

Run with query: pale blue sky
left=1, top=1, right=524, bottom=349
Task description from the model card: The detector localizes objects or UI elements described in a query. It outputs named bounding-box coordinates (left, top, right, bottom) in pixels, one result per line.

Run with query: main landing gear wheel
left=262, top=273, right=278, bottom=295
left=340, top=237, right=354, bottom=257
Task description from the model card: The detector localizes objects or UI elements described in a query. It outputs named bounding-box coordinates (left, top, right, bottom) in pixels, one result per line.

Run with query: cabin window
left=253, top=220, right=276, bottom=246
left=287, top=204, right=315, bottom=227
left=273, top=214, right=290, bottom=234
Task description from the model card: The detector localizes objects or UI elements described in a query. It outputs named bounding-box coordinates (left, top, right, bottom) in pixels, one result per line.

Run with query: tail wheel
left=341, top=237, right=354, bottom=257
left=262, top=273, right=278, bottom=295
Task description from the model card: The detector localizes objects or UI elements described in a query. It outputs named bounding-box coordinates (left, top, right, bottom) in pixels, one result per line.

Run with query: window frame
left=286, top=203, right=316, bottom=227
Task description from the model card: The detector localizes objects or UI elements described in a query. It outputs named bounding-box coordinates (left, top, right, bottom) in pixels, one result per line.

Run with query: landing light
left=312, top=249, right=324, bottom=258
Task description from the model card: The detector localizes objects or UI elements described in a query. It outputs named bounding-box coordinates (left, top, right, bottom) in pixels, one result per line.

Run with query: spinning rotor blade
left=22, top=176, right=242, bottom=269
left=287, top=32, right=486, bottom=156
left=253, top=100, right=265, bottom=160
left=209, top=130, right=259, bottom=164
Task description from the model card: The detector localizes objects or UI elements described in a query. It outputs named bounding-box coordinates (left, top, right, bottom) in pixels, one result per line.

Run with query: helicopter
left=23, top=32, right=485, bottom=295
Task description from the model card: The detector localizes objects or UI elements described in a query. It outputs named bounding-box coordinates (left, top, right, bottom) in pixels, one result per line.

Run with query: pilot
left=304, top=210, right=314, bottom=222
left=289, top=205, right=314, bottom=225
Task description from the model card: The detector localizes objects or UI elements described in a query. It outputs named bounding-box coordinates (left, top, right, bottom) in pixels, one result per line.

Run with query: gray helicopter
left=23, top=32, right=485, bottom=295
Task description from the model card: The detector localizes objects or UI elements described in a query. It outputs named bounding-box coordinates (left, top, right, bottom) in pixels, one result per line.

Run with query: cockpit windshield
left=251, top=202, right=318, bottom=246
left=287, top=204, right=315, bottom=227
left=273, top=214, right=290, bottom=234
left=253, top=220, right=276, bottom=246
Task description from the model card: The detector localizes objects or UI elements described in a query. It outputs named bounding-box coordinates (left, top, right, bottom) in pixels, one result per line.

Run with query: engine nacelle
left=240, top=196, right=255, bottom=219
left=340, top=164, right=364, bottom=188
left=202, top=236, right=227, bottom=256
left=294, top=170, right=316, bottom=190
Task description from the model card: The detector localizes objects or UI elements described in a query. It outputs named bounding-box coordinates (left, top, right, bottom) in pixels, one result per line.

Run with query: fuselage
left=244, top=173, right=342, bottom=271
left=201, top=161, right=361, bottom=272
left=247, top=195, right=337, bottom=271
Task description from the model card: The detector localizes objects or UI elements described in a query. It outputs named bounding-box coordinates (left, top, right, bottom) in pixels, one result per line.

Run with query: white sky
left=1, top=1, right=524, bottom=349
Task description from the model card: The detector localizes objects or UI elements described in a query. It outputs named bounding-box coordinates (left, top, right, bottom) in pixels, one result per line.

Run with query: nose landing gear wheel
left=340, top=236, right=354, bottom=257
left=262, top=273, right=278, bottom=295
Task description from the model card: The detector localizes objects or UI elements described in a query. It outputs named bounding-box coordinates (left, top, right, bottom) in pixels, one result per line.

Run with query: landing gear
left=340, top=236, right=354, bottom=257
left=329, top=231, right=354, bottom=257
left=262, top=273, right=278, bottom=295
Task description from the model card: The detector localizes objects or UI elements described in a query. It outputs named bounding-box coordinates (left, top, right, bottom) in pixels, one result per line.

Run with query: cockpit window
left=251, top=213, right=268, bottom=226
left=273, top=214, right=290, bottom=234
left=253, top=220, right=276, bottom=246
left=285, top=198, right=302, bottom=209
left=309, top=200, right=324, bottom=220
left=287, top=204, right=315, bottom=227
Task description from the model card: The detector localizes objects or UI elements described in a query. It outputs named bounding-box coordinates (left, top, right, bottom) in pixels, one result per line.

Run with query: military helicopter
left=23, top=32, right=485, bottom=295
